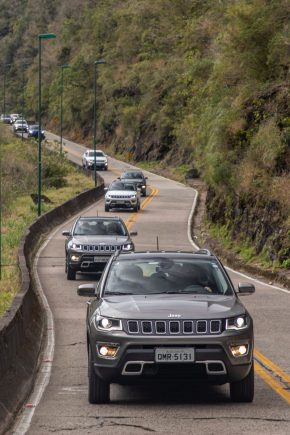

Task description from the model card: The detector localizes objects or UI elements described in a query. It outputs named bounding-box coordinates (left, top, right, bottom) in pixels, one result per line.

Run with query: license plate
left=116, top=200, right=125, bottom=204
left=155, top=348, right=195, bottom=363
left=94, top=256, right=109, bottom=263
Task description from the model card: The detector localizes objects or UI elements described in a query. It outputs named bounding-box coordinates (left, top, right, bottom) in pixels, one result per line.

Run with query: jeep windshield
left=74, top=219, right=127, bottom=236
left=104, top=258, right=234, bottom=296
left=121, top=172, right=143, bottom=180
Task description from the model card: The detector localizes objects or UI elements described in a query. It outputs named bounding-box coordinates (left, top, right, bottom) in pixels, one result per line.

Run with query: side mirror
left=238, top=283, right=255, bottom=295
left=77, top=284, right=97, bottom=297
left=62, top=230, right=71, bottom=237
left=130, top=231, right=138, bottom=237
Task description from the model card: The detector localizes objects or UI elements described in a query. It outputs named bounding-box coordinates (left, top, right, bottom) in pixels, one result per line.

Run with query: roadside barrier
left=0, top=175, right=104, bottom=434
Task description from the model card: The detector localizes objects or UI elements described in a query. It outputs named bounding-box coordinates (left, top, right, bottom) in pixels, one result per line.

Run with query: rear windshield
left=104, top=258, right=233, bottom=296
left=74, top=219, right=127, bottom=236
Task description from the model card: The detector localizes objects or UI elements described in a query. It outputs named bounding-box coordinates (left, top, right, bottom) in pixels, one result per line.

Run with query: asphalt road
left=11, top=132, right=290, bottom=434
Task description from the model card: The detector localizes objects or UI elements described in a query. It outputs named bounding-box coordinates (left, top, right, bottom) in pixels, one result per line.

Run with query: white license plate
left=116, top=200, right=125, bottom=204
left=94, top=256, right=109, bottom=263
left=155, top=348, right=195, bottom=363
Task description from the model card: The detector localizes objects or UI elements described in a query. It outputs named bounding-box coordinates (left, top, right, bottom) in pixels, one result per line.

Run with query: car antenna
left=156, top=236, right=159, bottom=251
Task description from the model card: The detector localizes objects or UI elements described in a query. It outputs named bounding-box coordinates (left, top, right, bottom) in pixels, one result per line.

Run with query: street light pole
left=93, top=59, right=105, bottom=187
left=37, top=33, right=56, bottom=217
left=60, top=64, right=70, bottom=154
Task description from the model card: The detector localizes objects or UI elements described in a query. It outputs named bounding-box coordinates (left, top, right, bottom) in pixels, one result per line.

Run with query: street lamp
left=0, top=63, right=11, bottom=280
left=60, top=64, right=71, bottom=154
left=93, top=59, right=106, bottom=187
left=38, top=33, right=56, bottom=216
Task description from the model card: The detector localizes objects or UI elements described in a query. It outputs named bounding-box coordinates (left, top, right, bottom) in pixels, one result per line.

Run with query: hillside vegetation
left=1, top=0, right=289, bottom=269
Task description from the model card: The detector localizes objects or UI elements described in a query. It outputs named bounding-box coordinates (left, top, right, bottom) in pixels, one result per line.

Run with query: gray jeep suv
left=62, top=216, right=136, bottom=280
left=78, top=250, right=255, bottom=404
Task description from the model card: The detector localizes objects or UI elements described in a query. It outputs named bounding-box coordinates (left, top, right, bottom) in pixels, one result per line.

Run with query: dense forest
left=1, top=0, right=289, bottom=269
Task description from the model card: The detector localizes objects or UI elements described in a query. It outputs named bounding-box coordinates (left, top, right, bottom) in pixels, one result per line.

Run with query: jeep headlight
left=122, top=243, right=134, bottom=251
left=95, top=315, right=122, bottom=331
left=226, top=315, right=248, bottom=330
left=68, top=241, right=82, bottom=250
left=130, top=194, right=136, bottom=199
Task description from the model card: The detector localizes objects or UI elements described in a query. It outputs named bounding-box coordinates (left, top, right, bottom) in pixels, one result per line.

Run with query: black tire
left=230, top=362, right=254, bottom=403
left=142, top=191, right=147, bottom=197
left=88, top=347, right=110, bottom=404
left=66, top=260, right=76, bottom=280
left=105, top=204, right=110, bottom=212
left=133, top=203, right=138, bottom=212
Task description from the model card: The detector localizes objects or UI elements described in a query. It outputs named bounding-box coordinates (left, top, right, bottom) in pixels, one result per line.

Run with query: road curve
left=11, top=133, right=290, bottom=434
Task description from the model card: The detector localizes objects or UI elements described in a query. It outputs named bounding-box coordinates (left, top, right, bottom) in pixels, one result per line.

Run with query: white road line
left=187, top=188, right=290, bottom=295
left=11, top=199, right=103, bottom=435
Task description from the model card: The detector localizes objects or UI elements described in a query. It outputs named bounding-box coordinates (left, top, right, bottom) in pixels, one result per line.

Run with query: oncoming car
left=119, top=170, right=147, bottom=197
left=82, top=149, right=108, bottom=170
left=104, top=180, right=140, bottom=212
left=62, top=216, right=137, bottom=280
left=78, top=250, right=255, bottom=404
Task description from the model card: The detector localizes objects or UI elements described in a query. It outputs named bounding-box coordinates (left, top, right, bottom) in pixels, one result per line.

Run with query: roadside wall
left=0, top=180, right=104, bottom=435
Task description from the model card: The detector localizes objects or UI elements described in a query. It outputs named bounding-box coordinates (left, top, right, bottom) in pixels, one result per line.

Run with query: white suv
left=82, top=149, right=108, bottom=170
left=105, top=181, right=140, bottom=212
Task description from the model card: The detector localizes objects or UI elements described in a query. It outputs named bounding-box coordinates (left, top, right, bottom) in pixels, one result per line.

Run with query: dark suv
left=62, top=216, right=137, bottom=280
left=119, top=170, right=147, bottom=197
left=78, top=250, right=255, bottom=404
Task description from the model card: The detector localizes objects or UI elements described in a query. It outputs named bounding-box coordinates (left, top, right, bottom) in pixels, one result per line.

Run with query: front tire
left=66, top=258, right=76, bottom=280
left=105, top=204, right=110, bottom=212
left=230, top=362, right=254, bottom=403
left=88, top=347, right=110, bottom=404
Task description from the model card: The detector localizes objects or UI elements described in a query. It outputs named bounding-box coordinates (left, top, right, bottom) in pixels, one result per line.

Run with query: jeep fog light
left=98, top=344, right=119, bottom=358
left=230, top=344, right=248, bottom=357
left=71, top=255, right=80, bottom=261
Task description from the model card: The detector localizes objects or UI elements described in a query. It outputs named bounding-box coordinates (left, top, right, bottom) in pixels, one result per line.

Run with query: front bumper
left=106, top=198, right=138, bottom=209
left=89, top=329, right=253, bottom=385
left=68, top=252, right=111, bottom=272
left=86, top=161, right=108, bottom=169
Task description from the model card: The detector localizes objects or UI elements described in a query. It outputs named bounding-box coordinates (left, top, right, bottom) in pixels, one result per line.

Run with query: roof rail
left=194, top=249, right=212, bottom=256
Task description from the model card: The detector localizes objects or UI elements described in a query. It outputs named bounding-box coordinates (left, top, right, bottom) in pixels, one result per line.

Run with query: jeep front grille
left=126, top=319, right=224, bottom=335
left=82, top=244, right=122, bottom=252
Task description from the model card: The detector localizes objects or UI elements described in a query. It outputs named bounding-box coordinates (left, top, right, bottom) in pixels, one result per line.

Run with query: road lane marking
left=255, top=360, right=290, bottom=405
left=124, top=186, right=159, bottom=231
left=255, top=349, right=290, bottom=384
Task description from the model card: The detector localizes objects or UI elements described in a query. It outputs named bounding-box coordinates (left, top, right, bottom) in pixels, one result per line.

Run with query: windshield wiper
left=104, top=291, right=134, bottom=295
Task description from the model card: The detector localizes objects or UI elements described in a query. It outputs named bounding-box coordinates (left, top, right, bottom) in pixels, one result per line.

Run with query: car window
left=122, top=172, right=143, bottom=179
left=109, top=182, right=125, bottom=190
left=104, top=258, right=233, bottom=296
left=74, top=219, right=127, bottom=236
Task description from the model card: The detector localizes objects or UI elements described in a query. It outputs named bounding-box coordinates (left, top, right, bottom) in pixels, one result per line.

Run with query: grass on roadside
left=0, top=129, right=93, bottom=317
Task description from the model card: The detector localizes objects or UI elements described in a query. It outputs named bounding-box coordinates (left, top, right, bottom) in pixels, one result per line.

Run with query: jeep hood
left=99, top=294, right=245, bottom=319
left=72, top=235, right=129, bottom=244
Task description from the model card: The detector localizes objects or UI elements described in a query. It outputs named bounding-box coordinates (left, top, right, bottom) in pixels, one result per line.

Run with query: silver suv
left=62, top=216, right=137, bottom=280
left=105, top=180, right=140, bottom=212
left=82, top=149, right=108, bottom=170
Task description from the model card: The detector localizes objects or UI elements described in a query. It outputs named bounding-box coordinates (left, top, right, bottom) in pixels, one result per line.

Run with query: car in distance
left=82, top=149, right=108, bottom=170
left=10, top=113, right=22, bottom=124
left=77, top=249, right=255, bottom=404
left=62, top=216, right=137, bottom=280
left=1, top=114, right=12, bottom=124
left=28, top=124, right=45, bottom=140
left=13, top=119, right=28, bottom=132
left=104, top=180, right=141, bottom=212
left=119, top=170, right=147, bottom=197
